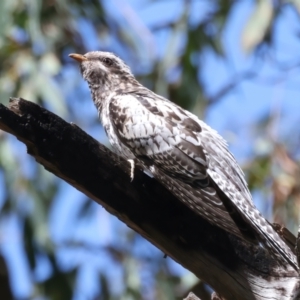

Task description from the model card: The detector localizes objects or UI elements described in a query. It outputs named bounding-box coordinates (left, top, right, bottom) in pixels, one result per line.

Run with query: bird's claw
left=128, top=159, right=135, bottom=181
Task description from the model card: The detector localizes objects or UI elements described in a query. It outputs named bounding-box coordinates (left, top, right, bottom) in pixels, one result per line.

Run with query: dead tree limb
left=0, top=98, right=299, bottom=300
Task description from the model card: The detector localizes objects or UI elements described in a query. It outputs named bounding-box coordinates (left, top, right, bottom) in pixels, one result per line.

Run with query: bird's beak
left=69, top=53, right=88, bottom=62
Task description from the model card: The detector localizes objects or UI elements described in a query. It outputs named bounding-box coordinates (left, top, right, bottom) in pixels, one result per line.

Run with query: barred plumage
left=70, top=51, right=298, bottom=271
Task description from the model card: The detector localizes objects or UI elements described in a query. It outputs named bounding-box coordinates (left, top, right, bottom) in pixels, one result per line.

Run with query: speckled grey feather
left=72, top=50, right=298, bottom=271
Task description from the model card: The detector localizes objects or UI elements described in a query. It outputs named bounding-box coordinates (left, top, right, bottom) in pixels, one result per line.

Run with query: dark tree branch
left=0, top=98, right=299, bottom=300
left=207, top=70, right=257, bottom=105
left=0, top=254, right=13, bottom=300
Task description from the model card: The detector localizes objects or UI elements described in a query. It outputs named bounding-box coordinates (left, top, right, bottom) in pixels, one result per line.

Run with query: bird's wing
left=109, top=92, right=298, bottom=270
left=111, top=91, right=251, bottom=200
left=109, top=93, right=253, bottom=239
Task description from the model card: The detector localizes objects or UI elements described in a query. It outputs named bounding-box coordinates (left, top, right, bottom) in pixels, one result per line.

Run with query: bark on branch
left=0, top=98, right=299, bottom=300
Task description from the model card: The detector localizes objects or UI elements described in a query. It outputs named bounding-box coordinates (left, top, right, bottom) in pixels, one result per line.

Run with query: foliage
left=0, top=0, right=300, bottom=299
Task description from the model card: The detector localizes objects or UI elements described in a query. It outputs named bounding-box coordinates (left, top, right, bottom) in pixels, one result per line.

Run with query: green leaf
left=241, top=0, right=274, bottom=53
left=289, top=0, right=300, bottom=14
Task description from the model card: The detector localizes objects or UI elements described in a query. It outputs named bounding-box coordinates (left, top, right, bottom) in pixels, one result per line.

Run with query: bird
left=69, top=51, right=298, bottom=271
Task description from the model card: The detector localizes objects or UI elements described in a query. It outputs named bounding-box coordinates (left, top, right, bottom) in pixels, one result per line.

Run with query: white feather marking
left=185, top=135, right=200, bottom=145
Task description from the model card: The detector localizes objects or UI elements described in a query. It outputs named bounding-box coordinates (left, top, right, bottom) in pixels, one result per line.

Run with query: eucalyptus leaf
left=241, top=0, right=274, bottom=53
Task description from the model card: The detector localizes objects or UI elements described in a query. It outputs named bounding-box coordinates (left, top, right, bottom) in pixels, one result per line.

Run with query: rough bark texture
left=0, top=98, right=299, bottom=300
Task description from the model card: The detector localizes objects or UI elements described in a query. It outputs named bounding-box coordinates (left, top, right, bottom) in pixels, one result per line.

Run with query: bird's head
left=69, top=51, right=136, bottom=90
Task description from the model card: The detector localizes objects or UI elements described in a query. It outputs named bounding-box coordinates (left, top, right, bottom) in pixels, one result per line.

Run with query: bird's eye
left=101, top=57, right=114, bottom=66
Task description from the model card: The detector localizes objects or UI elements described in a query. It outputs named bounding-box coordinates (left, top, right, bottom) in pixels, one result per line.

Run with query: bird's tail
left=243, top=206, right=298, bottom=271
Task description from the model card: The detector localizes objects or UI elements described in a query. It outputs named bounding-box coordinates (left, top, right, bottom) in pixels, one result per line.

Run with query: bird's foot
left=128, top=159, right=135, bottom=181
